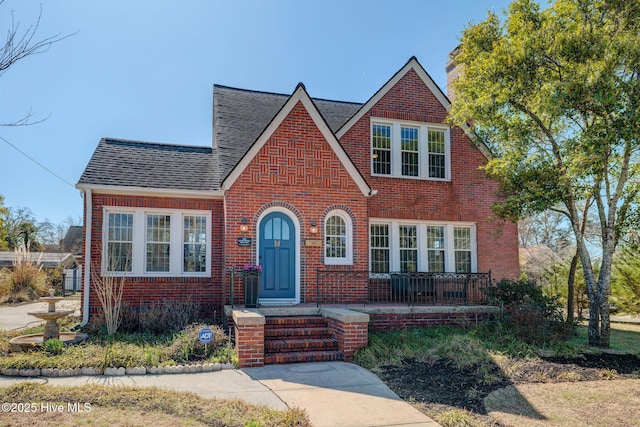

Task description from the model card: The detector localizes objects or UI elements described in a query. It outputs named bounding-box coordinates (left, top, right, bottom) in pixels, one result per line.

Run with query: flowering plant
left=243, top=264, right=262, bottom=275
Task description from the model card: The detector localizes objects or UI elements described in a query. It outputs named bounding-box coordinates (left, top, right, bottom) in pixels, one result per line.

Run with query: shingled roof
left=213, top=85, right=362, bottom=182
left=78, top=86, right=362, bottom=191
left=78, top=138, right=219, bottom=191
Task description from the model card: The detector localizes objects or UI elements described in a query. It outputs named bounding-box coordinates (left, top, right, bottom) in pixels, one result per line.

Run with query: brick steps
left=264, top=316, right=343, bottom=364
left=264, top=350, right=343, bottom=365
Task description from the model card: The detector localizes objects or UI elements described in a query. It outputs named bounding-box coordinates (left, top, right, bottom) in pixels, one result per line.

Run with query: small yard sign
left=198, top=328, right=214, bottom=344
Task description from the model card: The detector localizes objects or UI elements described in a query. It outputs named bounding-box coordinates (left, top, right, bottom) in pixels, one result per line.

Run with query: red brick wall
left=225, top=101, right=369, bottom=303
left=339, top=69, right=519, bottom=280
left=368, top=311, right=496, bottom=332
left=85, top=193, right=224, bottom=318
left=326, top=318, right=368, bottom=362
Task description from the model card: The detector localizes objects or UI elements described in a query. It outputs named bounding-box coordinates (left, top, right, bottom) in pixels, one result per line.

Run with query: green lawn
left=569, top=322, right=640, bottom=353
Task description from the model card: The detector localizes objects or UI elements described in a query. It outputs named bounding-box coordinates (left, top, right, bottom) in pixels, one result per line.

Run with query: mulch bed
left=375, top=352, right=640, bottom=420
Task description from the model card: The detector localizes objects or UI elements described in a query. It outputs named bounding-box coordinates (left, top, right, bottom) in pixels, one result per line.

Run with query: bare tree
left=1, top=0, right=76, bottom=126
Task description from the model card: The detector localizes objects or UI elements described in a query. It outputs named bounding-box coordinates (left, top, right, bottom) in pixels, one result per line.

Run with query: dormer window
left=371, top=120, right=450, bottom=180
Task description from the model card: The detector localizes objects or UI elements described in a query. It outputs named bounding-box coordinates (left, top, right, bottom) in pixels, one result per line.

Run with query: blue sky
left=0, top=0, right=514, bottom=226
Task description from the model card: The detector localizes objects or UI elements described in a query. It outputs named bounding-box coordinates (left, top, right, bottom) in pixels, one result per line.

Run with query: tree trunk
left=566, top=252, right=578, bottom=323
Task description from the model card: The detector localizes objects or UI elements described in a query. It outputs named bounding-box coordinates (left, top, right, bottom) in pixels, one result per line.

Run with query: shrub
left=119, top=300, right=202, bottom=334
left=493, top=278, right=575, bottom=344
left=167, top=323, right=228, bottom=363
left=0, top=244, right=47, bottom=302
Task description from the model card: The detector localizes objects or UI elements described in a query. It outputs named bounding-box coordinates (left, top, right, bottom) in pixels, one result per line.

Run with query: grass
left=0, top=382, right=310, bottom=427
left=569, top=322, right=640, bottom=354
left=0, top=318, right=237, bottom=369
left=485, top=379, right=640, bottom=427
left=353, top=324, right=539, bottom=371
left=354, top=323, right=640, bottom=427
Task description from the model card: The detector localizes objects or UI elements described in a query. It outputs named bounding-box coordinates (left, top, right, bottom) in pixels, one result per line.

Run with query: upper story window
left=103, top=208, right=211, bottom=277
left=324, top=210, right=353, bottom=265
left=371, top=120, right=450, bottom=180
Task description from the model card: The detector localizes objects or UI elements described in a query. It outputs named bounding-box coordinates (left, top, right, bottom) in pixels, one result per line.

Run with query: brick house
left=77, top=57, right=518, bottom=364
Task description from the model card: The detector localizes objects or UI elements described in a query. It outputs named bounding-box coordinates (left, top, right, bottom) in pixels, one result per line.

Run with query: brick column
left=232, top=309, right=266, bottom=368
left=323, top=308, right=369, bottom=362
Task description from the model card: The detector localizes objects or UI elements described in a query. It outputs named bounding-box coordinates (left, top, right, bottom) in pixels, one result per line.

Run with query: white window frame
left=324, top=209, right=353, bottom=265
left=102, top=207, right=211, bottom=277
left=368, top=219, right=477, bottom=273
left=370, top=119, right=451, bottom=181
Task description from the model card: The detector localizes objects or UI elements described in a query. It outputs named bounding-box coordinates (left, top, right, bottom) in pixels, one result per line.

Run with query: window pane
left=184, top=215, right=207, bottom=272
left=427, top=226, right=445, bottom=272
left=184, top=244, right=206, bottom=272
left=454, top=227, right=471, bottom=273
left=372, top=124, right=391, bottom=175
left=454, top=227, right=471, bottom=250
left=146, top=214, right=171, bottom=272
left=399, top=225, right=417, bottom=272
left=370, top=224, right=389, bottom=273
left=401, top=127, right=419, bottom=177
left=428, top=130, right=446, bottom=179
left=325, top=215, right=346, bottom=259
left=455, top=251, right=471, bottom=273
left=107, top=242, right=132, bottom=272
left=107, top=213, right=133, bottom=272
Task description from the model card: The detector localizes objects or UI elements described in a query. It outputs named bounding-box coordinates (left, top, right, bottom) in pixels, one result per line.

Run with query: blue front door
left=259, top=212, right=296, bottom=299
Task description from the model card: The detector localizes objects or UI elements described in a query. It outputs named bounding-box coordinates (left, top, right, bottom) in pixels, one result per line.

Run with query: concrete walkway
left=0, top=362, right=439, bottom=427
left=0, top=299, right=81, bottom=331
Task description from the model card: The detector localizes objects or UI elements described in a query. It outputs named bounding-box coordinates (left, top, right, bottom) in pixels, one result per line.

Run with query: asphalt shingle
left=78, top=86, right=362, bottom=191
left=78, top=138, right=219, bottom=191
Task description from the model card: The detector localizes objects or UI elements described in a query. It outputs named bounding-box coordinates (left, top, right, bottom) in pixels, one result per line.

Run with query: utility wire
left=0, top=135, right=76, bottom=188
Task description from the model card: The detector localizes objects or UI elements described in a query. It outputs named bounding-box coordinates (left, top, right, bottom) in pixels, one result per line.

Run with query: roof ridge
left=213, top=84, right=362, bottom=106
left=101, top=137, right=211, bottom=151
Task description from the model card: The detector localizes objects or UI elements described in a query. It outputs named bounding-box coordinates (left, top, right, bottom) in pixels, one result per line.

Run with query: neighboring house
left=77, top=57, right=519, bottom=321
left=0, top=251, right=77, bottom=270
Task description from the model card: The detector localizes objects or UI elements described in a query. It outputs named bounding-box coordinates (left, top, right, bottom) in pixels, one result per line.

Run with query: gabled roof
left=335, top=56, right=492, bottom=159
left=77, top=138, right=220, bottom=192
left=220, top=83, right=374, bottom=197
left=213, top=85, right=362, bottom=182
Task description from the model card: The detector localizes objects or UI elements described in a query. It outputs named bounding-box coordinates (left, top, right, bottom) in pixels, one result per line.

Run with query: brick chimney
left=445, top=46, right=461, bottom=102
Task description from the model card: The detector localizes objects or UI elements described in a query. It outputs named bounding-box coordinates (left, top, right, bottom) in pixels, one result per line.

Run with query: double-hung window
left=103, top=208, right=211, bottom=276
left=371, top=120, right=450, bottom=180
left=370, top=224, right=390, bottom=273
left=369, top=221, right=476, bottom=273
left=106, top=213, right=133, bottom=272
left=146, top=214, right=171, bottom=272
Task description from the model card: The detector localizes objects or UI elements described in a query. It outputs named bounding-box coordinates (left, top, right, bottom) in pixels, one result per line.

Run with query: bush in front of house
left=492, top=278, right=575, bottom=344
left=117, top=300, right=202, bottom=334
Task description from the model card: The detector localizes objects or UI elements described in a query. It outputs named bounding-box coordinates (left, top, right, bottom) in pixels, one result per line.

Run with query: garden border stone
left=0, top=362, right=232, bottom=378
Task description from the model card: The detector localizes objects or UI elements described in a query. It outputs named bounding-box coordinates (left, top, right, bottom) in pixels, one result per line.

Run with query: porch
left=227, top=268, right=494, bottom=307
left=225, top=303, right=499, bottom=367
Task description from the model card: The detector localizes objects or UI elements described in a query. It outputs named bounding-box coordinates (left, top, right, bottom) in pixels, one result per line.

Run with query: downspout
left=80, top=188, right=92, bottom=327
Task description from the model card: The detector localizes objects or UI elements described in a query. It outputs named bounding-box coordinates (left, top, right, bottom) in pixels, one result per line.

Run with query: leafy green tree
left=449, top=0, right=640, bottom=347
left=611, top=244, right=640, bottom=314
